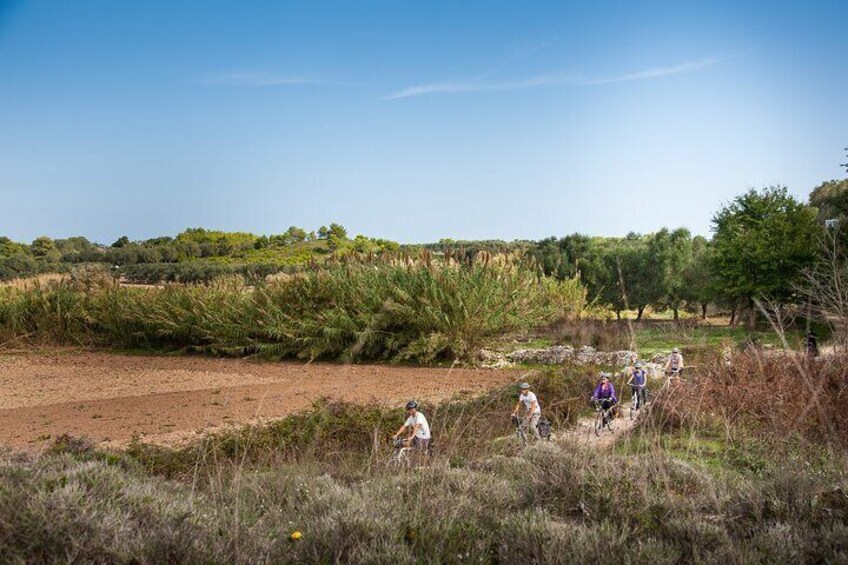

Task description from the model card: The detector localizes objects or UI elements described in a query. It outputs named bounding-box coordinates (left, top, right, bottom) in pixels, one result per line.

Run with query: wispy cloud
left=583, top=58, right=719, bottom=85
left=385, top=57, right=720, bottom=100
left=198, top=71, right=329, bottom=87
left=384, top=74, right=579, bottom=100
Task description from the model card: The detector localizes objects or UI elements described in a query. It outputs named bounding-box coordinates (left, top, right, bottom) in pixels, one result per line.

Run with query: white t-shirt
left=669, top=353, right=684, bottom=369
left=519, top=391, right=541, bottom=414
left=404, top=411, right=431, bottom=439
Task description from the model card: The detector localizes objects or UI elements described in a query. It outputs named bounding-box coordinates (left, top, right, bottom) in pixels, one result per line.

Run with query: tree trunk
left=701, top=303, right=708, bottom=320
left=673, top=307, right=679, bottom=321
left=636, top=305, right=645, bottom=320
left=746, top=298, right=757, bottom=330
left=729, top=304, right=738, bottom=326
left=615, top=309, right=621, bottom=320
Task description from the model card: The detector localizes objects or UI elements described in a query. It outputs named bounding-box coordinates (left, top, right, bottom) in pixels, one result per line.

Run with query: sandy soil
left=0, top=351, right=517, bottom=449
left=557, top=405, right=639, bottom=448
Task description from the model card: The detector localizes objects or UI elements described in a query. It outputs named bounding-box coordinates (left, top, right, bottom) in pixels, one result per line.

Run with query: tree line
left=0, top=224, right=400, bottom=280
left=3, top=153, right=847, bottom=329
left=531, top=179, right=848, bottom=327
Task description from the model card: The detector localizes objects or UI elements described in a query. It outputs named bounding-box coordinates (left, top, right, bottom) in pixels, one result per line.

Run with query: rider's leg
left=411, top=437, right=431, bottom=462
left=528, top=413, right=541, bottom=440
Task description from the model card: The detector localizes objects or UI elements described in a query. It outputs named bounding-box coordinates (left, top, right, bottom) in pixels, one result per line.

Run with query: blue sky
left=1, top=0, right=846, bottom=244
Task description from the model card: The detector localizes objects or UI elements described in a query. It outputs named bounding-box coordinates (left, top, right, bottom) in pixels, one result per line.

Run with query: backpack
left=537, top=418, right=553, bottom=440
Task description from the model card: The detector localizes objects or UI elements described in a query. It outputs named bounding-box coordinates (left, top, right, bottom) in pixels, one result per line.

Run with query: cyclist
left=511, top=382, right=542, bottom=440
left=665, top=347, right=685, bottom=380
left=392, top=400, right=431, bottom=454
left=626, top=361, right=648, bottom=408
left=591, top=372, right=618, bottom=415
left=623, top=353, right=638, bottom=377
left=805, top=331, right=819, bottom=358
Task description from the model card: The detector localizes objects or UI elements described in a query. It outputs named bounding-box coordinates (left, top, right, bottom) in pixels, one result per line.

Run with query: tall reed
left=0, top=258, right=586, bottom=362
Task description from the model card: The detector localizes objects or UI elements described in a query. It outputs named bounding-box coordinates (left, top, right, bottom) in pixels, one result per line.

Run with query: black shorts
left=411, top=437, right=430, bottom=452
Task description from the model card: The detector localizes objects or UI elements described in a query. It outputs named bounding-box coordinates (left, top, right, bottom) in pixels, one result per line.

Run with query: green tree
left=810, top=179, right=848, bottom=220
left=111, top=235, right=130, bottom=248
left=55, top=236, right=95, bottom=255
left=711, top=186, right=821, bottom=328
left=648, top=228, right=694, bottom=320
left=326, top=223, right=349, bottom=251
left=254, top=235, right=270, bottom=250
left=284, top=226, right=308, bottom=243
left=30, top=236, right=56, bottom=258
left=681, top=236, right=714, bottom=319
left=810, top=178, right=848, bottom=251
left=611, top=235, right=659, bottom=320
left=0, top=237, right=29, bottom=258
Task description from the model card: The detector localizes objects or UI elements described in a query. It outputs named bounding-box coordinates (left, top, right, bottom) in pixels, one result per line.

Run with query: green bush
left=0, top=260, right=586, bottom=362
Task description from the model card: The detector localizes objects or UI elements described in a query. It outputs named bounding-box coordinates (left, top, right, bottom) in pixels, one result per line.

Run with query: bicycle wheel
left=518, top=428, right=527, bottom=446
left=629, top=396, right=636, bottom=420
left=606, top=410, right=616, bottom=431
left=594, top=410, right=603, bottom=436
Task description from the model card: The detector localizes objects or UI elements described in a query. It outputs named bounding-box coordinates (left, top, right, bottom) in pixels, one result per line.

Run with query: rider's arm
left=512, top=400, right=522, bottom=416
left=526, top=401, right=538, bottom=417
left=678, top=356, right=685, bottom=369
left=392, top=424, right=407, bottom=439
left=409, top=423, right=421, bottom=438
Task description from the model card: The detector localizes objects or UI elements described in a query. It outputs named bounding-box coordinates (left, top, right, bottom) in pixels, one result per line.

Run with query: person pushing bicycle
left=511, top=382, right=542, bottom=441
left=392, top=400, right=431, bottom=454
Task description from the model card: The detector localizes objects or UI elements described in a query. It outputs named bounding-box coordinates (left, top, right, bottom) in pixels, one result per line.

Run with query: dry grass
left=644, top=350, right=848, bottom=446
left=3, top=343, right=848, bottom=562
left=0, top=273, right=66, bottom=290
left=3, top=430, right=848, bottom=563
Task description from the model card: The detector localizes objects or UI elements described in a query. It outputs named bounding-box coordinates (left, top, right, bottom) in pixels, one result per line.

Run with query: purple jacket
left=592, top=381, right=617, bottom=404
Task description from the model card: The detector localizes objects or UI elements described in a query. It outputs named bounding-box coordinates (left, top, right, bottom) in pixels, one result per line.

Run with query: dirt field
left=0, top=351, right=518, bottom=449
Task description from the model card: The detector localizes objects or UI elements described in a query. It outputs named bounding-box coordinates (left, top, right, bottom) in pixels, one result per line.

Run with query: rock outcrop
left=479, top=345, right=667, bottom=379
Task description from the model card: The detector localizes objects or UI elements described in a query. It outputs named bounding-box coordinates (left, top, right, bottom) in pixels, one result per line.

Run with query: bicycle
left=387, top=437, right=413, bottom=469
left=511, top=414, right=528, bottom=446
left=629, top=384, right=646, bottom=420
left=593, top=399, right=616, bottom=436
left=666, top=367, right=685, bottom=384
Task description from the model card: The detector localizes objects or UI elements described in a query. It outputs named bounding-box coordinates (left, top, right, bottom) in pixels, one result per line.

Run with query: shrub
left=0, top=259, right=586, bottom=362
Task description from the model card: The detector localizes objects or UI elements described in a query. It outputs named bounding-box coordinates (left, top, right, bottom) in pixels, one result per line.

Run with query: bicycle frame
left=512, top=414, right=528, bottom=445
left=593, top=399, right=616, bottom=436
left=388, top=438, right=414, bottom=468
left=630, top=384, right=645, bottom=420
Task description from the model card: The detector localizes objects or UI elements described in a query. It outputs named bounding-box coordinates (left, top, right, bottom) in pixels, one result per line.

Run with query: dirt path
left=0, top=351, right=517, bottom=449
left=557, top=407, right=640, bottom=448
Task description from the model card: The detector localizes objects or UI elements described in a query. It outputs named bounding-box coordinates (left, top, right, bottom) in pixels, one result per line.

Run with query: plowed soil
left=0, top=351, right=517, bottom=449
